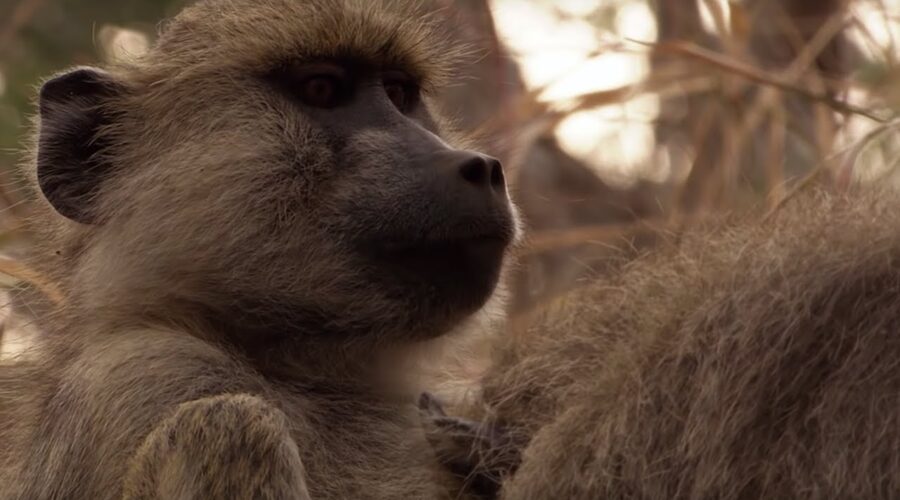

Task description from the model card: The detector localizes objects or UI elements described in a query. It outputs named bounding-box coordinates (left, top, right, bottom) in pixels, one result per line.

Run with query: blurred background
left=0, top=0, right=899, bottom=330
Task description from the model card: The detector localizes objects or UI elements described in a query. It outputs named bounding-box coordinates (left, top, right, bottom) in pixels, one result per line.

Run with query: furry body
left=3, top=331, right=448, bottom=499
left=478, top=191, right=900, bottom=499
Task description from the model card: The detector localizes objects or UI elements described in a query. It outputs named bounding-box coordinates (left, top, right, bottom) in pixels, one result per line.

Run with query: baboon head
left=33, top=0, right=518, bottom=346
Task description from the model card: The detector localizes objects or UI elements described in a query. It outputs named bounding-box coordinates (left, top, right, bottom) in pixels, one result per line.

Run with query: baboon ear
left=37, top=67, right=123, bottom=224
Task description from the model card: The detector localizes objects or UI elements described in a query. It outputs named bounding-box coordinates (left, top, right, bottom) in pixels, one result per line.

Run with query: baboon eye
left=276, top=63, right=352, bottom=109
left=383, top=72, right=420, bottom=113
left=300, top=75, right=343, bottom=108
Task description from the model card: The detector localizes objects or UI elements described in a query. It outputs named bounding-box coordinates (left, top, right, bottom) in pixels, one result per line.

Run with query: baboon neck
left=252, top=342, right=416, bottom=394
left=65, top=302, right=422, bottom=394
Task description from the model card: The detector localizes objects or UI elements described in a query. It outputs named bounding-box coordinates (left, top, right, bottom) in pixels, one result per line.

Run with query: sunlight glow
left=849, top=1, right=900, bottom=55
left=541, top=52, right=647, bottom=101
left=698, top=0, right=731, bottom=35
left=616, top=1, right=657, bottom=42
left=491, top=1, right=601, bottom=89
left=99, top=26, right=150, bottom=63
left=491, top=0, right=657, bottom=183
left=556, top=94, right=659, bottom=185
left=557, top=0, right=603, bottom=18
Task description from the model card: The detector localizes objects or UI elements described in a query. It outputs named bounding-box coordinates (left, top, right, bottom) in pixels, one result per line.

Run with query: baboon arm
left=122, top=393, right=311, bottom=500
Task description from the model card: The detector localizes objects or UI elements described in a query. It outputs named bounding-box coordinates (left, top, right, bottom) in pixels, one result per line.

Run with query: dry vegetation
left=0, top=0, right=898, bottom=497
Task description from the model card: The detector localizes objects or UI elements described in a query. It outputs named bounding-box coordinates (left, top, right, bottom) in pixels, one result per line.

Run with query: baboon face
left=34, top=0, right=517, bottom=341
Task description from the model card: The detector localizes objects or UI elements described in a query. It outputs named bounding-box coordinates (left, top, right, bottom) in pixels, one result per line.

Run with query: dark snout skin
left=338, top=84, right=515, bottom=248
left=363, top=121, right=514, bottom=316
left=417, top=149, right=509, bottom=242
left=303, top=71, right=515, bottom=319
left=375, top=147, right=513, bottom=314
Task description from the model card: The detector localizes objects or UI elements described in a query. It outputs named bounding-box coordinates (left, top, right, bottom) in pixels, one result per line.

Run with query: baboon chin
left=0, top=1, right=518, bottom=499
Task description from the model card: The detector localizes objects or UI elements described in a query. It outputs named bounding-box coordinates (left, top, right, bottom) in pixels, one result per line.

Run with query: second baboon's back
left=474, top=190, right=900, bottom=499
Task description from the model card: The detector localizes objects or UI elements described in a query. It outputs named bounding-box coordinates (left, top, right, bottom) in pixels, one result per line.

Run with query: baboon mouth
left=371, top=235, right=509, bottom=270
left=365, top=228, right=510, bottom=305
left=372, top=216, right=516, bottom=255
left=377, top=233, right=510, bottom=253
left=356, top=216, right=513, bottom=313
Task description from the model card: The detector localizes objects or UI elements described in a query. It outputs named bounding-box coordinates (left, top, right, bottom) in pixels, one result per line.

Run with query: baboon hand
left=123, top=394, right=311, bottom=500
left=418, top=392, right=521, bottom=499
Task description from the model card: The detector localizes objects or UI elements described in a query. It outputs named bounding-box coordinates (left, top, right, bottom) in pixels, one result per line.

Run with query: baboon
left=452, top=189, right=900, bottom=499
left=0, top=1, right=519, bottom=498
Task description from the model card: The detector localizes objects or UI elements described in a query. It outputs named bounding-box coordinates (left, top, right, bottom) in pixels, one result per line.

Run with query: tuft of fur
left=476, top=189, right=900, bottom=499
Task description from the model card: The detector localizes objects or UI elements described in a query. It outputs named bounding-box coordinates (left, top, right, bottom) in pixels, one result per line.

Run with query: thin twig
left=764, top=119, right=900, bottom=220
left=632, top=39, right=890, bottom=123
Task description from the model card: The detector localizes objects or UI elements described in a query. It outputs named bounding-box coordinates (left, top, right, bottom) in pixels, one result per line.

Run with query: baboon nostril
left=457, top=155, right=506, bottom=194
left=459, top=157, right=489, bottom=186
left=449, top=152, right=507, bottom=199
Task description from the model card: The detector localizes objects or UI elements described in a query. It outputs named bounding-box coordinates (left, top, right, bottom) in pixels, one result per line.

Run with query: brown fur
left=0, top=1, right=518, bottom=498
left=123, top=394, right=309, bottom=499
left=473, top=189, right=900, bottom=499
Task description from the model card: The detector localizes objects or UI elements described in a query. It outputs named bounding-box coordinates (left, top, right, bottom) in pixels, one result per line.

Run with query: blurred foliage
left=0, top=0, right=188, bottom=173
